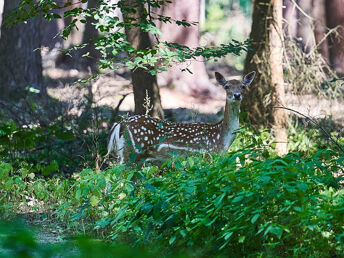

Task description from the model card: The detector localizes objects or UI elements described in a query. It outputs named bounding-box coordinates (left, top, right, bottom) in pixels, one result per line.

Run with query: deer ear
left=242, top=71, right=256, bottom=87
left=215, top=72, right=227, bottom=87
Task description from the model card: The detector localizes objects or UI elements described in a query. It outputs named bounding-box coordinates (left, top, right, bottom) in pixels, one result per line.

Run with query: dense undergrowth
left=0, top=117, right=343, bottom=257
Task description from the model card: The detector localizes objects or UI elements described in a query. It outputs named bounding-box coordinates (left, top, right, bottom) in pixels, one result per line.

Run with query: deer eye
left=241, top=85, right=246, bottom=89
left=223, top=85, right=230, bottom=90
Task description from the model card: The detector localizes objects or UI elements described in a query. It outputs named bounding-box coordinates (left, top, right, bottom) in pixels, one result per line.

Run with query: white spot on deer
left=217, top=134, right=220, bottom=140
left=144, top=136, right=148, bottom=141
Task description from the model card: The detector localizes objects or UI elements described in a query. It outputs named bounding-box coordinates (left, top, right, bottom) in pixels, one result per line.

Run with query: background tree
left=296, top=0, right=314, bottom=52
left=6, top=0, right=248, bottom=119
left=156, top=0, right=215, bottom=96
left=283, top=0, right=297, bottom=39
left=0, top=0, right=45, bottom=100
left=243, top=0, right=287, bottom=155
left=326, top=0, right=344, bottom=75
left=122, top=0, right=164, bottom=118
left=80, top=0, right=99, bottom=70
left=313, top=0, right=329, bottom=61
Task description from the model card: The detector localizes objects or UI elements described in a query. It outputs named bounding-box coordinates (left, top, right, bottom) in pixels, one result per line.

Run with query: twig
left=273, top=106, right=344, bottom=153
left=309, top=26, right=342, bottom=56
left=289, top=0, right=314, bottom=21
left=112, top=93, right=131, bottom=120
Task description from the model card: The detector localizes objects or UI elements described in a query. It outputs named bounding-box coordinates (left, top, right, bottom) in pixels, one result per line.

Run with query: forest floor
left=44, top=60, right=344, bottom=128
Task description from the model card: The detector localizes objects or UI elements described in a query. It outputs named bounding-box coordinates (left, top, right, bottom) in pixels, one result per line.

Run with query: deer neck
left=220, top=100, right=240, bottom=153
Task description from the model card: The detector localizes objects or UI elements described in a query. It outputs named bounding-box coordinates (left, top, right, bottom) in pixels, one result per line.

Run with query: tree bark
left=312, top=0, right=329, bottom=61
left=242, top=0, right=272, bottom=124
left=0, top=0, right=45, bottom=100
left=156, top=0, right=215, bottom=96
left=283, top=0, right=298, bottom=39
left=270, top=0, right=288, bottom=155
left=122, top=0, right=164, bottom=118
left=297, top=0, right=314, bottom=52
left=81, top=0, right=99, bottom=70
left=243, top=0, right=287, bottom=155
left=326, top=0, right=344, bottom=74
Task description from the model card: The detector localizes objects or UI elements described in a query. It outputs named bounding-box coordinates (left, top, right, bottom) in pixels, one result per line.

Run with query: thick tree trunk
left=156, top=0, right=215, bottom=96
left=270, top=0, right=288, bottom=155
left=326, top=0, right=344, bottom=74
left=243, top=0, right=287, bottom=155
left=242, top=0, right=272, bottom=124
left=0, top=0, right=45, bottom=100
left=122, top=0, right=164, bottom=118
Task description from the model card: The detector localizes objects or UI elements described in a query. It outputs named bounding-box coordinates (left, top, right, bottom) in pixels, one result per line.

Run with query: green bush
left=97, top=150, right=343, bottom=256
left=1, top=118, right=343, bottom=256
left=2, top=148, right=342, bottom=256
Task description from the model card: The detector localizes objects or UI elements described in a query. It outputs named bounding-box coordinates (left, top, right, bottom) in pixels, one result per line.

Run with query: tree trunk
left=297, top=0, right=314, bottom=52
left=270, top=0, right=288, bottom=155
left=326, top=0, right=344, bottom=75
left=242, top=0, right=272, bottom=124
left=243, top=0, right=287, bottom=155
left=0, top=0, right=45, bottom=100
left=283, top=0, right=298, bottom=39
left=0, top=0, right=4, bottom=35
left=156, top=0, right=215, bottom=96
left=81, top=0, right=99, bottom=70
left=312, top=0, right=329, bottom=61
left=122, top=0, right=164, bottom=118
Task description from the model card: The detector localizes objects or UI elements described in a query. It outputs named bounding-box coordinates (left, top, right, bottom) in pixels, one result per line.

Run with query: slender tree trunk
left=122, top=0, right=164, bottom=118
left=270, top=0, right=288, bottom=155
left=283, top=0, right=298, bottom=39
left=326, top=0, right=344, bottom=74
left=0, top=0, right=4, bottom=35
left=243, top=0, right=287, bottom=155
left=297, top=0, right=314, bottom=52
left=0, top=0, right=45, bottom=100
left=312, top=0, right=329, bottom=61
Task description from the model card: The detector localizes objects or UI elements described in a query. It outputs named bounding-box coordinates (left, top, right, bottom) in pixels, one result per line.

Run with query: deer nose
left=233, top=93, right=241, bottom=100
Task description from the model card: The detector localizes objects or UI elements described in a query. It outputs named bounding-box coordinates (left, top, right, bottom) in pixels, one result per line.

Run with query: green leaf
left=238, top=236, right=245, bottom=243
left=90, top=195, right=99, bottom=207
left=24, top=86, right=40, bottom=94
left=293, top=206, right=302, bottom=212
left=232, top=196, right=243, bottom=203
left=125, top=183, right=134, bottom=192
left=169, top=235, right=176, bottom=245
left=259, top=175, right=271, bottom=184
left=297, top=183, right=307, bottom=192
left=251, top=213, right=260, bottom=224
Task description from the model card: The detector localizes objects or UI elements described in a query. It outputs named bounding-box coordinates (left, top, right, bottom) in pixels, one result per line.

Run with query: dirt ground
left=44, top=63, right=344, bottom=128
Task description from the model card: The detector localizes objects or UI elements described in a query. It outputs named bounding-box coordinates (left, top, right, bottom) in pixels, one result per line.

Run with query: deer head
left=215, top=71, right=256, bottom=102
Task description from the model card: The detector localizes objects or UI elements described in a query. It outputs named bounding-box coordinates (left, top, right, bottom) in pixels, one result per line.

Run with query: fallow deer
left=107, top=71, right=256, bottom=163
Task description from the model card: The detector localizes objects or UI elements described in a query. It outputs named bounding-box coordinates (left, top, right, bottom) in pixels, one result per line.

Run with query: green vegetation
left=0, top=2, right=343, bottom=256
left=1, top=118, right=343, bottom=257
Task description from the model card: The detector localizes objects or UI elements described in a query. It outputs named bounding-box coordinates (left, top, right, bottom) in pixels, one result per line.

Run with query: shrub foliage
left=1, top=145, right=343, bottom=256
